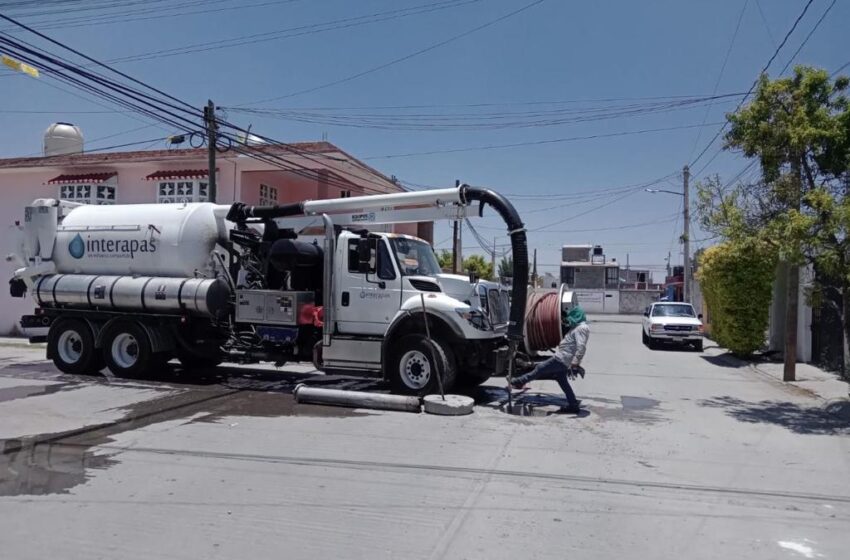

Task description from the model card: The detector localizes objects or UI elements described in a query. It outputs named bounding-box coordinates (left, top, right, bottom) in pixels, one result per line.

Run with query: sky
left=0, top=0, right=847, bottom=280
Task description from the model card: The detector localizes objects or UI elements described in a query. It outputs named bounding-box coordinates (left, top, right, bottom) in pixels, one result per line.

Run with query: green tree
left=497, top=256, right=513, bottom=278
left=698, top=66, right=850, bottom=377
left=436, top=249, right=453, bottom=271
left=463, top=254, right=493, bottom=280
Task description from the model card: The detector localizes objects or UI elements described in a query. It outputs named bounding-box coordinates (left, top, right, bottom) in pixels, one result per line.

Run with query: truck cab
left=323, top=230, right=511, bottom=393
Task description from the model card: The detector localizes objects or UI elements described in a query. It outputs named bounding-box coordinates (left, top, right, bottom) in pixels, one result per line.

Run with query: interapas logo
left=68, top=233, right=157, bottom=260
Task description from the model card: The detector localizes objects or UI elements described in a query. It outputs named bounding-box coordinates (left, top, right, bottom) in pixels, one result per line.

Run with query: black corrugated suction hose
left=460, top=185, right=528, bottom=340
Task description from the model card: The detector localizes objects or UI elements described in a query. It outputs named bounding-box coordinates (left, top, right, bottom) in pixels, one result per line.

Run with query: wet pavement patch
left=0, top=382, right=83, bottom=404
left=0, top=371, right=374, bottom=496
left=584, top=395, right=664, bottom=424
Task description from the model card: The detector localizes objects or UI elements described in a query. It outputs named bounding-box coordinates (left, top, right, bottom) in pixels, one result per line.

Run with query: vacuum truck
left=7, top=185, right=530, bottom=395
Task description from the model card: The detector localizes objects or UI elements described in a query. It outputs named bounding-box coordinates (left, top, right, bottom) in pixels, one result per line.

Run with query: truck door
left=335, top=236, right=402, bottom=335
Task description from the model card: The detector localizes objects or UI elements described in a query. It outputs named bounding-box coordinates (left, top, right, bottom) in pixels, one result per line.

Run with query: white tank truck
left=8, top=185, right=537, bottom=396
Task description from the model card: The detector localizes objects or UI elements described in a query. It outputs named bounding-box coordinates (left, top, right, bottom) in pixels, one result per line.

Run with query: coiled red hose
left=525, top=291, right=562, bottom=352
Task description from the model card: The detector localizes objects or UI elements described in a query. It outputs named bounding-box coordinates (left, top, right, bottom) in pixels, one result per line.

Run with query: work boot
left=509, top=377, right=527, bottom=390
left=560, top=400, right=582, bottom=414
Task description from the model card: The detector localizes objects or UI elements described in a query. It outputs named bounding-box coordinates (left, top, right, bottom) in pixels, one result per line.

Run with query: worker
left=511, top=306, right=590, bottom=414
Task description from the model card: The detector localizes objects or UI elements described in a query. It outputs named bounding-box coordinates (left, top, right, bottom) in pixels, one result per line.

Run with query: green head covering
left=567, top=306, right=586, bottom=328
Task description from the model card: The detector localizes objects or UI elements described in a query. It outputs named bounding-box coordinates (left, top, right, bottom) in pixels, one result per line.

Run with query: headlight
left=456, top=307, right=491, bottom=330
left=650, top=323, right=664, bottom=331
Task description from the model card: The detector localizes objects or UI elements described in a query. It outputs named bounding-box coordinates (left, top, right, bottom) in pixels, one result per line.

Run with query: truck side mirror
left=698, top=313, right=703, bottom=320
left=357, top=238, right=371, bottom=273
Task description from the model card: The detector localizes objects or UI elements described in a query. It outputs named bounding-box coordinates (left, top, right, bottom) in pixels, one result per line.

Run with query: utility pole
left=682, top=164, right=691, bottom=303
left=666, top=251, right=672, bottom=278
left=491, top=237, right=497, bottom=281
left=204, top=100, right=217, bottom=203
left=532, top=248, right=538, bottom=287
left=783, top=158, right=803, bottom=382
left=451, top=221, right=459, bottom=274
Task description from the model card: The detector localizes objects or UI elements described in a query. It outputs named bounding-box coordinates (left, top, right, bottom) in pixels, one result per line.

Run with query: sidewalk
left=702, top=342, right=849, bottom=404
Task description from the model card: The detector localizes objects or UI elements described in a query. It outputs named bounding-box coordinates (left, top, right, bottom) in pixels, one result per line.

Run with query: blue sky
left=1, top=0, right=846, bottom=279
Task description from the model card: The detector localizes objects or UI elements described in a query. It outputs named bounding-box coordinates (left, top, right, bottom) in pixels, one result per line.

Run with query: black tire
left=102, top=321, right=154, bottom=378
left=47, top=319, right=103, bottom=375
left=642, top=329, right=648, bottom=345
left=389, top=334, right=457, bottom=396
left=647, top=336, right=658, bottom=350
left=693, top=339, right=703, bottom=352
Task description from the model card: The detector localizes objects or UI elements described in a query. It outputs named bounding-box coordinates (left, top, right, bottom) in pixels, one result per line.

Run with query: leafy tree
left=463, top=254, right=493, bottom=280
left=436, top=249, right=453, bottom=271
left=698, top=66, right=850, bottom=377
left=498, top=256, right=513, bottom=278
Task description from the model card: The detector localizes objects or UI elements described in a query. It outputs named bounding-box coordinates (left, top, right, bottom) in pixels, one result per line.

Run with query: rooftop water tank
left=43, top=122, right=84, bottom=157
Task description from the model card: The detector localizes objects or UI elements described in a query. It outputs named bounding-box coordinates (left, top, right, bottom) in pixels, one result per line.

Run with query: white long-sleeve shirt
left=552, top=321, right=590, bottom=367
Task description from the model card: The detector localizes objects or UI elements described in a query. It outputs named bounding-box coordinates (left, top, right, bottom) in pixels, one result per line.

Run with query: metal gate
left=811, top=283, right=845, bottom=375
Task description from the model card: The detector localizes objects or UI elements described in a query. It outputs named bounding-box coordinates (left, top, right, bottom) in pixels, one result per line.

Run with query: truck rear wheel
left=48, top=319, right=103, bottom=375
left=103, top=321, right=155, bottom=378
left=390, top=334, right=457, bottom=396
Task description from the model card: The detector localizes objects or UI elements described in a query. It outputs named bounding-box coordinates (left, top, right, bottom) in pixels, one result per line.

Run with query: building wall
left=574, top=289, right=619, bottom=314
left=769, top=262, right=813, bottom=363
left=618, top=289, right=661, bottom=314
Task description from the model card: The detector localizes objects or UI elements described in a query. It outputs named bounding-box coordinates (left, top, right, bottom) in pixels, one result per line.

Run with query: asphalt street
left=1, top=315, right=848, bottom=560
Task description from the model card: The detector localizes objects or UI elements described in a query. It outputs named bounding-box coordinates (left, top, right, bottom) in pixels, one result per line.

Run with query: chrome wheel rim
left=111, top=333, right=139, bottom=369
left=400, top=349, right=431, bottom=390
left=57, top=329, right=84, bottom=364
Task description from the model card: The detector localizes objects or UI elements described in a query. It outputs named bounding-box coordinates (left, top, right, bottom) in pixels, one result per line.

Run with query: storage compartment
left=235, top=289, right=315, bottom=326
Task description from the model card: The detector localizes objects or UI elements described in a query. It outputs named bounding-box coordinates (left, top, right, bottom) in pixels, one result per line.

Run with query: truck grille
left=664, top=325, right=694, bottom=332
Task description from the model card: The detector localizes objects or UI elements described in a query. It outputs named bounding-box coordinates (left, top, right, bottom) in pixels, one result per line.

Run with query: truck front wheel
left=390, top=334, right=457, bottom=396
left=48, top=319, right=103, bottom=375
left=103, top=322, right=154, bottom=378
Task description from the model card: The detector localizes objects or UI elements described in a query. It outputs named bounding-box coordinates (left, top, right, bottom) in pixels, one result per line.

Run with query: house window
left=259, top=183, right=278, bottom=206
left=157, top=180, right=209, bottom=203
left=59, top=184, right=116, bottom=205
left=605, top=267, right=619, bottom=287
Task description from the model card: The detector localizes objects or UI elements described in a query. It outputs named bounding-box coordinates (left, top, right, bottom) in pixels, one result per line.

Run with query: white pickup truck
left=641, top=302, right=704, bottom=351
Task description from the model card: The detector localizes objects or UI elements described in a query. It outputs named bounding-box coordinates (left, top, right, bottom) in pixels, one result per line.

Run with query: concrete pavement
left=1, top=316, right=848, bottom=559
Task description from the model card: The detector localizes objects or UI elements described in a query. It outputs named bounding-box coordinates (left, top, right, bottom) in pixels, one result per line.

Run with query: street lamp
left=645, top=165, right=691, bottom=303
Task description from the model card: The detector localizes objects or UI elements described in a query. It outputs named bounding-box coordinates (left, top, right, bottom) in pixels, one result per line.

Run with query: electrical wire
left=688, top=0, right=749, bottom=160
left=779, top=0, right=836, bottom=75
left=364, top=122, right=724, bottom=160
left=690, top=0, right=818, bottom=174
left=237, top=0, right=548, bottom=106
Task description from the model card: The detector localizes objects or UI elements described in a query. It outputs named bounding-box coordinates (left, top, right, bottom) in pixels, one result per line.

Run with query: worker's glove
left=569, top=365, right=585, bottom=379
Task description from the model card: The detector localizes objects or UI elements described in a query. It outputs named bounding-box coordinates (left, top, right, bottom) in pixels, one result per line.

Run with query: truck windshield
left=652, top=304, right=696, bottom=318
left=390, top=237, right=442, bottom=276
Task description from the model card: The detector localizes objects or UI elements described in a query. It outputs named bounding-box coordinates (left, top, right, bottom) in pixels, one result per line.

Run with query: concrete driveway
left=1, top=315, right=848, bottom=559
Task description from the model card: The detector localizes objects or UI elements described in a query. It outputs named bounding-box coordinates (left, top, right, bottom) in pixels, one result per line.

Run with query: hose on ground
left=525, top=291, right=562, bottom=352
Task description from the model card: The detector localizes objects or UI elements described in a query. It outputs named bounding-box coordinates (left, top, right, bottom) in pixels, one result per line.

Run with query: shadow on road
left=698, top=396, right=850, bottom=435
left=700, top=354, right=746, bottom=368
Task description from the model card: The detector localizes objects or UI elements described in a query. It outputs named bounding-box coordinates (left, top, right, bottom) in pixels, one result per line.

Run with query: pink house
left=0, top=140, right=432, bottom=334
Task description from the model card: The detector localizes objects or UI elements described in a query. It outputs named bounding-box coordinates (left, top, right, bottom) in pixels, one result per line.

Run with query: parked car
left=642, top=302, right=704, bottom=351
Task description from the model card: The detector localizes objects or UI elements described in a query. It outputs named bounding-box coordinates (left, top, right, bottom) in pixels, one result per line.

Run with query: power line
left=688, top=0, right=749, bottom=160
left=779, top=0, right=836, bottom=75
left=690, top=0, right=818, bottom=174
left=364, top=122, right=724, bottom=159
left=106, top=0, right=482, bottom=64
left=754, top=0, right=777, bottom=47
left=237, top=0, right=548, bottom=106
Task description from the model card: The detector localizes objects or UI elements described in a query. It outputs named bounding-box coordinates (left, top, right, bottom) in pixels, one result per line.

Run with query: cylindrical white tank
left=43, top=122, right=84, bottom=156
left=53, top=203, right=224, bottom=277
